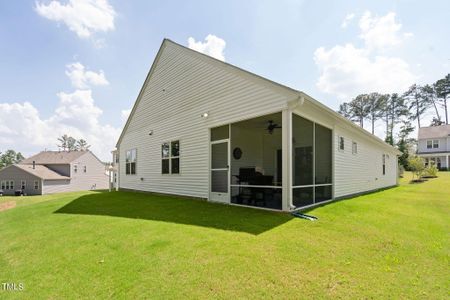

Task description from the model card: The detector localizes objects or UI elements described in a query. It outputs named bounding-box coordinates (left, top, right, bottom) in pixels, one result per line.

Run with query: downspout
left=286, top=95, right=305, bottom=210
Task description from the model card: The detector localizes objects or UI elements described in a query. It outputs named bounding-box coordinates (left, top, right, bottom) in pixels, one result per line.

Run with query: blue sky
left=0, top=0, right=449, bottom=160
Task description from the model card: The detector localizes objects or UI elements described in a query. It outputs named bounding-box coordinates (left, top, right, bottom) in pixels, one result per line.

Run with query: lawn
left=0, top=173, right=448, bottom=299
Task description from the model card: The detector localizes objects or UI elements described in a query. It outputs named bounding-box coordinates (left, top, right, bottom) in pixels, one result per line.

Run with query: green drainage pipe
left=291, top=211, right=318, bottom=221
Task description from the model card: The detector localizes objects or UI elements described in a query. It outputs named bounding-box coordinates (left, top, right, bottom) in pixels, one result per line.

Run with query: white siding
left=118, top=40, right=400, bottom=205
left=42, top=152, right=109, bottom=194
left=418, top=138, right=448, bottom=153
left=118, top=41, right=295, bottom=198
left=333, top=125, right=398, bottom=198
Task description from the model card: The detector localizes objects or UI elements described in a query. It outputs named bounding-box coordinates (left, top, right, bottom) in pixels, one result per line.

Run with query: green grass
left=0, top=173, right=448, bottom=299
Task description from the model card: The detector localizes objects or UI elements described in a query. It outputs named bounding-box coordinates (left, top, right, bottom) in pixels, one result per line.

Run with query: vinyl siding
left=417, top=138, right=448, bottom=153
left=42, top=152, right=109, bottom=194
left=118, top=41, right=295, bottom=198
left=333, top=125, right=398, bottom=198
left=0, top=166, right=42, bottom=195
left=118, top=40, right=399, bottom=206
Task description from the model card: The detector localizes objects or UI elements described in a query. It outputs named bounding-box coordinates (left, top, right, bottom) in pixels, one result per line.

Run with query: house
left=0, top=150, right=109, bottom=195
left=113, top=39, right=400, bottom=211
left=417, top=125, right=450, bottom=170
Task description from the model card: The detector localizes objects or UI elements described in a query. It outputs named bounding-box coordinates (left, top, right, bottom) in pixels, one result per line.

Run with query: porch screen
left=292, top=114, right=332, bottom=207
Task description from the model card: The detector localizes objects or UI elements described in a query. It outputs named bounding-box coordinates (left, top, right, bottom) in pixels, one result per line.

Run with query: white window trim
left=21, top=180, right=26, bottom=190
left=433, top=140, right=439, bottom=149
left=125, top=148, right=137, bottom=175
left=34, top=180, right=39, bottom=190
left=162, top=140, right=181, bottom=175
left=426, top=140, right=432, bottom=149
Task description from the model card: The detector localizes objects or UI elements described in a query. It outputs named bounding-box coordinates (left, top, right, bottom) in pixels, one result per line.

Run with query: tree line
left=57, top=134, right=91, bottom=151
left=338, top=73, right=449, bottom=168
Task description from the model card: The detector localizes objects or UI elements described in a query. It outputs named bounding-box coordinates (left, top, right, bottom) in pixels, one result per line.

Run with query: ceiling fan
left=267, top=120, right=282, bottom=134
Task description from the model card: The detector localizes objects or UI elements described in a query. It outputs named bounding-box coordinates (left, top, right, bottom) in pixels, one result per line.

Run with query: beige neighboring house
left=417, top=125, right=450, bottom=170
left=0, top=150, right=109, bottom=196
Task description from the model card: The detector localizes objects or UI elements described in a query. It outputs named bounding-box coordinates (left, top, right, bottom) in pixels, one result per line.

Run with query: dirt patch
left=0, top=201, right=16, bottom=212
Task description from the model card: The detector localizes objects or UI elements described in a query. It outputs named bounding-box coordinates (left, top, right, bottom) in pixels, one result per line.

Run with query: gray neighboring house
left=0, top=150, right=109, bottom=196
left=417, top=125, right=450, bottom=169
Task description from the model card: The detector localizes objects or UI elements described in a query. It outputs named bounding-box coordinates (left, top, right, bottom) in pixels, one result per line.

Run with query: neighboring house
left=417, top=125, right=450, bottom=170
left=113, top=38, right=400, bottom=211
left=0, top=151, right=109, bottom=195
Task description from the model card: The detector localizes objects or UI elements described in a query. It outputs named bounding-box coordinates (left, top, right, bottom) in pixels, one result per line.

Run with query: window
left=21, top=180, right=26, bottom=190
left=83, top=166, right=87, bottom=173
left=162, top=140, right=180, bottom=174
left=339, top=136, right=345, bottom=151
left=73, top=165, right=78, bottom=173
left=5, top=181, right=10, bottom=190
left=382, top=154, right=386, bottom=175
left=9, top=180, right=14, bottom=190
left=1, top=181, right=5, bottom=190
left=427, top=140, right=432, bottom=149
left=352, top=141, right=358, bottom=154
left=115, top=153, right=119, bottom=164
left=126, top=149, right=137, bottom=175
left=34, top=181, right=39, bottom=190
left=433, top=140, right=439, bottom=149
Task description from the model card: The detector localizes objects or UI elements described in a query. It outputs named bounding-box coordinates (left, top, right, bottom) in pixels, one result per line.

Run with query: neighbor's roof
left=21, top=151, right=88, bottom=165
left=13, top=164, right=70, bottom=180
left=418, top=125, right=450, bottom=139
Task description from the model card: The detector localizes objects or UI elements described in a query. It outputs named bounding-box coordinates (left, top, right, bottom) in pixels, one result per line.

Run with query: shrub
left=408, top=156, right=425, bottom=181
left=438, top=167, right=448, bottom=171
left=423, top=165, right=438, bottom=178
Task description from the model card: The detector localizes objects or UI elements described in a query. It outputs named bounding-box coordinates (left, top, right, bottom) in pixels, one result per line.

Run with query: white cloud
left=121, top=108, right=132, bottom=124
left=341, top=13, right=355, bottom=28
left=314, top=11, right=416, bottom=100
left=359, top=11, right=412, bottom=51
left=0, top=92, right=120, bottom=161
left=65, top=62, right=109, bottom=89
left=187, top=34, right=226, bottom=61
left=35, top=0, right=116, bottom=39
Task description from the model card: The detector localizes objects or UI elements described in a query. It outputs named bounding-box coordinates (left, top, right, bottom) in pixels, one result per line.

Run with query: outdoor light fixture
left=201, top=112, right=209, bottom=118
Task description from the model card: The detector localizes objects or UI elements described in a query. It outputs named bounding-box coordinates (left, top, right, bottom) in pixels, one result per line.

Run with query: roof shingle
left=21, top=151, right=88, bottom=164
left=418, top=125, right=450, bottom=139
left=14, top=164, right=70, bottom=180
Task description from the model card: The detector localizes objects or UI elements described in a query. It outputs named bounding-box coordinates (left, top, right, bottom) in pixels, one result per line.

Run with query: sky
left=0, top=0, right=449, bottom=161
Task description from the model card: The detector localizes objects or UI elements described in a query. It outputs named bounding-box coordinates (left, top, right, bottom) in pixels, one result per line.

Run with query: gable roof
left=21, top=151, right=88, bottom=165
left=418, top=125, right=450, bottom=139
left=117, top=38, right=400, bottom=155
left=11, top=164, right=70, bottom=180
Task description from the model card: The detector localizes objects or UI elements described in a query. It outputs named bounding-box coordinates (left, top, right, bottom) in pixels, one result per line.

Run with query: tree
left=435, top=74, right=450, bottom=124
left=67, top=137, right=77, bottom=151
left=382, top=93, right=409, bottom=145
left=367, top=92, right=388, bottom=135
left=349, top=94, right=370, bottom=128
left=77, top=139, right=91, bottom=151
left=338, top=102, right=354, bottom=120
left=0, top=150, right=25, bottom=169
left=408, top=156, right=425, bottom=181
left=396, top=120, right=415, bottom=170
left=430, top=117, right=445, bottom=126
left=422, top=84, right=441, bottom=122
left=403, top=84, right=429, bottom=128
left=57, top=134, right=70, bottom=151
